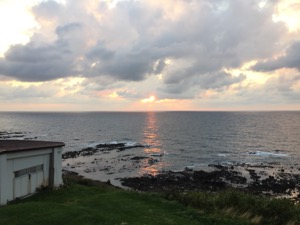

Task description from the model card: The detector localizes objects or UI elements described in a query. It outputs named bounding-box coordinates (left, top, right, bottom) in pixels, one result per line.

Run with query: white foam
left=86, top=142, right=104, bottom=148
left=150, top=153, right=164, bottom=157
left=124, top=141, right=138, bottom=147
left=86, top=140, right=144, bottom=149
left=248, top=151, right=288, bottom=157
left=185, top=165, right=195, bottom=169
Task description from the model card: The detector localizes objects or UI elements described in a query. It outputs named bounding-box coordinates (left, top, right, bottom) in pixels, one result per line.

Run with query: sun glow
left=0, top=1, right=38, bottom=56
left=141, top=95, right=156, bottom=103
left=273, top=0, right=300, bottom=32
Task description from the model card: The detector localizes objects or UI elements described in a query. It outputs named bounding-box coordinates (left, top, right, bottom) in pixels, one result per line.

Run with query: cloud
left=89, top=51, right=157, bottom=81
left=252, top=41, right=300, bottom=72
left=116, top=89, right=142, bottom=99
left=159, top=71, right=246, bottom=99
left=0, top=21, right=84, bottom=81
left=264, top=73, right=300, bottom=100
left=1, top=0, right=299, bottom=111
left=86, top=45, right=115, bottom=61
left=0, top=42, right=75, bottom=81
left=0, top=82, right=59, bottom=100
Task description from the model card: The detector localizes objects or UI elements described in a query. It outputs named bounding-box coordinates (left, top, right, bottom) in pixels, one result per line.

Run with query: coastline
left=61, top=142, right=300, bottom=201
left=120, top=164, right=300, bottom=201
left=2, top=131, right=300, bottom=201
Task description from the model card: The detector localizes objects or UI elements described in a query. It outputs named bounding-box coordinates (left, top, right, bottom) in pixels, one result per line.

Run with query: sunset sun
left=141, top=95, right=156, bottom=103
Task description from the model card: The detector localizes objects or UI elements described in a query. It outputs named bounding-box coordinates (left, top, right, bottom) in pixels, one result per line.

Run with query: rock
left=131, top=156, right=148, bottom=161
left=148, top=158, right=158, bottom=165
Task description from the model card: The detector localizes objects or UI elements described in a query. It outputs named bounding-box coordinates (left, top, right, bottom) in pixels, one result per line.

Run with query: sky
left=0, top=0, right=300, bottom=111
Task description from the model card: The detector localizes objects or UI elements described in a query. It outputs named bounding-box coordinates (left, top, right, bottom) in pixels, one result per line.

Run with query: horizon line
left=0, top=109, right=299, bottom=113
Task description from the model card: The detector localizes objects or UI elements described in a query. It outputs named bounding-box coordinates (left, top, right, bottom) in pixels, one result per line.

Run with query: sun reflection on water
left=143, top=112, right=160, bottom=152
left=138, top=112, right=168, bottom=176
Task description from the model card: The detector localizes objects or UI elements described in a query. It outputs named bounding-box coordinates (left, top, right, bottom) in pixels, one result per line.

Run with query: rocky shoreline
left=0, top=131, right=38, bottom=140
left=61, top=142, right=300, bottom=201
left=120, top=164, right=300, bottom=201
left=62, top=142, right=147, bottom=159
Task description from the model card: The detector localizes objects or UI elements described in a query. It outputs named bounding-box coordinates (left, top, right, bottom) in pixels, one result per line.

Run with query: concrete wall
left=0, top=146, right=63, bottom=206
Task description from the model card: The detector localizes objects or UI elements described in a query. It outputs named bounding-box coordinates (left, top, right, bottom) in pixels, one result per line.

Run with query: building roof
left=0, top=140, right=65, bottom=154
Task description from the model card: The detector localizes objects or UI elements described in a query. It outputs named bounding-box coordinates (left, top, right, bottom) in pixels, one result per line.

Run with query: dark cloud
left=90, top=52, right=156, bottom=81
left=0, top=39, right=76, bottom=81
left=252, top=41, right=300, bottom=72
left=0, top=20, right=85, bottom=81
left=4, top=43, right=64, bottom=63
left=198, top=72, right=246, bottom=90
left=159, top=71, right=246, bottom=98
left=86, top=45, right=115, bottom=61
left=56, top=23, right=82, bottom=39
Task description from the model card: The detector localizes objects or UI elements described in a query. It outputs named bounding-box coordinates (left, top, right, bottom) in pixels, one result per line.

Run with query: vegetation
left=0, top=174, right=299, bottom=225
left=164, top=189, right=300, bottom=225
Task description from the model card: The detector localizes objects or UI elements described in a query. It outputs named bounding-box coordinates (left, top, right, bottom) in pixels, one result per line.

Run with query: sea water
left=1, top=111, right=299, bottom=183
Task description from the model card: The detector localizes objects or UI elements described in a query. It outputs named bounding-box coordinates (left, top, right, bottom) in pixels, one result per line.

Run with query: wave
left=247, top=151, right=288, bottom=157
left=85, top=140, right=147, bottom=150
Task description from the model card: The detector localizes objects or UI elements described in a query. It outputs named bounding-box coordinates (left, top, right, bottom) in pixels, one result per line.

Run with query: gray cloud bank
left=0, top=0, right=298, bottom=100
left=252, top=41, right=300, bottom=72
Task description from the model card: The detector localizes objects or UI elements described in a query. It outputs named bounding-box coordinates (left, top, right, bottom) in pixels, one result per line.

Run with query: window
left=14, top=165, right=44, bottom=178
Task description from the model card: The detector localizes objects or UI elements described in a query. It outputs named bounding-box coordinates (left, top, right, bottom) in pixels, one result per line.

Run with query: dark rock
left=131, top=156, right=148, bottom=161
left=63, top=142, right=148, bottom=159
left=148, top=158, right=158, bottom=165
left=121, top=168, right=247, bottom=192
left=118, top=144, right=145, bottom=151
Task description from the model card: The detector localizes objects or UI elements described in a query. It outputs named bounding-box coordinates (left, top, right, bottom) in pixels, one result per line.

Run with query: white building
left=0, top=140, right=64, bottom=206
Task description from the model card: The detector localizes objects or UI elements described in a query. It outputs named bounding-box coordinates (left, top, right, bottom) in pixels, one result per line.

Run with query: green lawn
left=0, top=176, right=250, bottom=225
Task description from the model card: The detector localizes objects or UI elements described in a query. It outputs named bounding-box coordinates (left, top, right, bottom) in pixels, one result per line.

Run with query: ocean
left=1, top=111, right=299, bottom=185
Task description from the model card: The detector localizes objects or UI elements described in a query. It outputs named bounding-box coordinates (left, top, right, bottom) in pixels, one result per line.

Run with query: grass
left=164, top=189, right=300, bottom=225
left=0, top=174, right=299, bottom=225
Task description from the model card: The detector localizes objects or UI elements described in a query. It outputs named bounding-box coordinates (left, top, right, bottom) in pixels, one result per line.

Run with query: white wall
left=0, top=154, right=8, bottom=206
left=0, top=146, right=63, bottom=206
left=52, top=147, right=63, bottom=187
